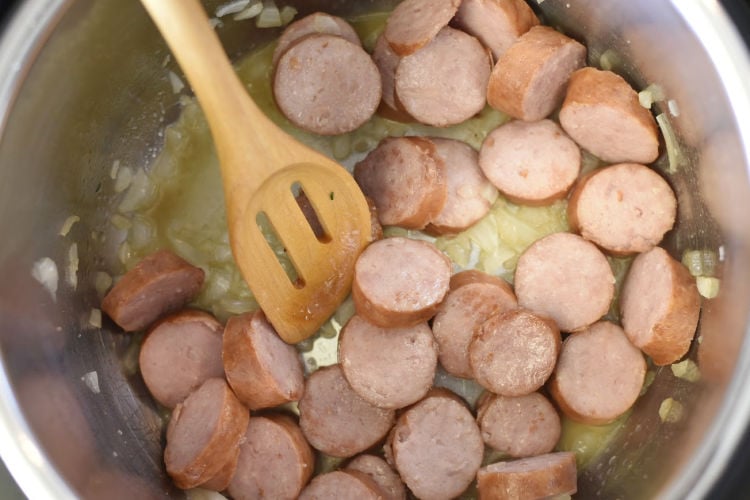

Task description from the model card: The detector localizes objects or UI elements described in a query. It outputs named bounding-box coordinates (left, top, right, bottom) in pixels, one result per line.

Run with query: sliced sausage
left=569, top=163, right=677, bottom=255
left=432, top=270, right=517, bottom=379
left=139, top=309, right=223, bottom=409
left=470, top=308, right=560, bottom=396
left=102, top=249, right=204, bottom=332
left=339, top=315, right=438, bottom=409
left=383, top=0, right=461, bottom=56
left=478, top=119, right=581, bottom=205
left=620, top=246, right=701, bottom=365
left=227, top=414, right=314, bottom=500
left=200, top=445, right=239, bottom=492
left=272, top=12, right=362, bottom=66
left=487, top=25, right=586, bottom=122
left=559, top=67, right=660, bottom=164
left=426, top=138, right=499, bottom=235
left=299, top=364, right=395, bottom=458
left=477, top=392, right=561, bottom=458
left=453, top=0, right=540, bottom=60
left=352, top=237, right=451, bottom=328
left=549, top=321, right=646, bottom=425
left=372, top=33, right=404, bottom=115
left=299, top=470, right=385, bottom=500
left=354, top=137, right=447, bottom=229
left=164, top=378, right=249, bottom=490
left=514, top=232, right=615, bottom=332
left=345, top=455, right=406, bottom=500
left=395, top=27, right=492, bottom=127
left=477, top=452, right=578, bottom=500
left=274, top=34, right=381, bottom=135
left=386, top=390, right=483, bottom=500
left=222, top=310, right=305, bottom=410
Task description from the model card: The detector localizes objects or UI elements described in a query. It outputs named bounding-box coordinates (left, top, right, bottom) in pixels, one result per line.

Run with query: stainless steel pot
left=1, top=0, right=750, bottom=498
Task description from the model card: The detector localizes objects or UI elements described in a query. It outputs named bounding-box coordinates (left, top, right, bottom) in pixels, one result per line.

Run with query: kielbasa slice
left=352, top=237, right=451, bottom=328
left=549, top=321, right=646, bottom=425
left=383, top=0, right=461, bottom=56
left=339, top=315, right=438, bottom=409
left=272, top=12, right=362, bottom=66
left=345, top=455, right=406, bottom=500
left=477, top=391, right=561, bottom=458
left=274, top=34, right=381, bottom=135
left=514, top=232, right=614, bottom=332
left=102, top=249, right=204, bottom=332
left=299, top=470, right=385, bottom=500
left=395, top=27, right=492, bottom=127
left=354, top=137, right=447, bottom=230
left=372, top=33, right=404, bottom=115
left=479, top=119, right=581, bottom=205
left=487, top=25, right=586, bottom=122
left=569, top=163, right=677, bottom=255
left=620, top=246, right=701, bottom=365
left=477, top=452, right=578, bottom=500
left=139, top=309, right=223, bottom=409
left=299, top=364, right=395, bottom=458
left=200, top=446, right=239, bottom=492
left=426, top=138, right=499, bottom=235
left=432, top=270, right=517, bottom=379
left=470, top=308, right=560, bottom=396
left=227, top=414, right=314, bottom=500
left=164, top=378, right=249, bottom=490
left=222, top=310, right=305, bottom=410
left=387, top=390, right=483, bottom=500
left=454, top=0, right=540, bottom=60
left=559, top=67, right=660, bottom=164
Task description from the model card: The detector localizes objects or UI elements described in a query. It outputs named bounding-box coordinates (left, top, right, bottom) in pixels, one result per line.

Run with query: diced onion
left=94, top=271, right=113, bottom=297
left=656, top=112, right=684, bottom=174
left=658, top=398, right=684, bottom=423
left=671, top=359, right=701, bottom=382
left=59, top=215, right=80, bottom=236
left=233, top=1, right=263, bottom=20
left=81, top=371, right=100, bottom=394
left=89, top=308, right=102, bottom=329
left=168, top=71, right=185, bottom=94
left=111, top=214, right=132, bottom=230
left=114, top=165, right=133, bottom=193
left=681, top=249, right=718, bottom=277
left=256, top=0, right=282, bottom=28
left=216, top=0, right=251, bottom=17
left=118, top=169, right=157, bottom=213
left=280, top=5, right=298, bottom=25
left=668, top=99, right=680, bottom=117
left=110, top=159, right=121, bottom=180
left=599, top=49, right=621, bottom=71
left=31, top=257, right=58, bottom=302
left=66, top=243, right=79, bottom=290
left=696, top=276, right=720, bottom=299
left=637, top=83, right=665, bottom=109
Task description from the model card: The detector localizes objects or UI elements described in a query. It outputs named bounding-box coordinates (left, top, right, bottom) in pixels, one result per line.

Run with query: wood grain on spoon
left=139, top=0, right=372, bottom=343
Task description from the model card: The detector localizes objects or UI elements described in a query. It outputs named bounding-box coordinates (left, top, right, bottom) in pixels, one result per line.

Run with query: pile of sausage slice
left=98, top=0, right=706, bottom=498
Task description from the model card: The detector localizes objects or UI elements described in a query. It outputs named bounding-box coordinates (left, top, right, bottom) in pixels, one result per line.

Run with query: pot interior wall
left=0, top=1, right=748, bottom=498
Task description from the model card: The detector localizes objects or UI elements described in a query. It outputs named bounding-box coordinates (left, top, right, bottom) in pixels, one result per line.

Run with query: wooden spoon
left=140, top=0, right=372, bottom=343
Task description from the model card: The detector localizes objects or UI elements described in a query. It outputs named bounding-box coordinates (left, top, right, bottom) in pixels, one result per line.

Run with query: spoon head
left=230, top=162, right=372, bottom=344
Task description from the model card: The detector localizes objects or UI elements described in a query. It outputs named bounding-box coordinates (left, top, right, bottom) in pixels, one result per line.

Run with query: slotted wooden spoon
left=140, top=0, right=372, bottom=343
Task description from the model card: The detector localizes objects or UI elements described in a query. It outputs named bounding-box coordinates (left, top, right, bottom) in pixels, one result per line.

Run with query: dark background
left=0, top=0, right=749, bottom=499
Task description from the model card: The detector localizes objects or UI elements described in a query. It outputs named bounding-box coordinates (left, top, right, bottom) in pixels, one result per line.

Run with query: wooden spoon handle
left=139, top=0, right=278, bottom=195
